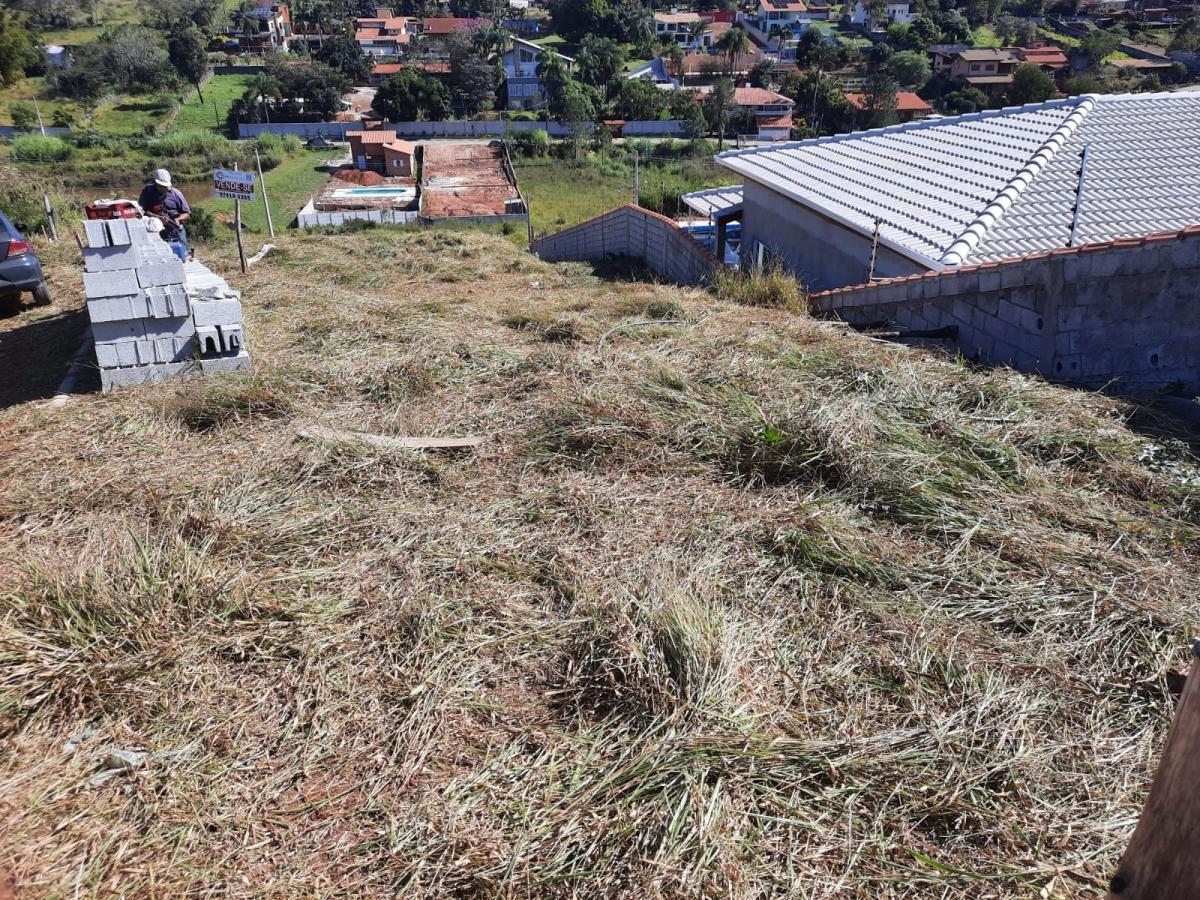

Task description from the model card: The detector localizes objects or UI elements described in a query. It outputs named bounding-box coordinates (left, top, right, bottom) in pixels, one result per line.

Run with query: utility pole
left=255, top=149, right=274, bottom=238
left=33, top=98, right=45, bottom=136
left=632, top=149, right=640, bottom=207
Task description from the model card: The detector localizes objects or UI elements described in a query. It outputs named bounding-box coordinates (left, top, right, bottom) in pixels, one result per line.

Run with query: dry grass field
left=1, top=229, right=1199, bottom=896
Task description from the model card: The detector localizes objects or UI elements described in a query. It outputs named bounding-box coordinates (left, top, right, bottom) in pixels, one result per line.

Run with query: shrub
left=150, top=128, right=236, bottom=158
left=188, top=205, right=216, bottom=242
left=10, top=134, right=73, bottom=162
left=70, top=129, right=111, bottom=150
left=9, top=101, right=37, bottom=131
left=713, top=262, right=803, bottom=311
left=512, top=128, right=551, bottom=158
left=0, top=165, right=55, bottom=231
left=50, top=106, right=79, bottom=129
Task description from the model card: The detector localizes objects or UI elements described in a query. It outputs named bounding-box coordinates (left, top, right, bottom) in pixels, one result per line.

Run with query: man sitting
left=138, top=168, right=191, bottom=261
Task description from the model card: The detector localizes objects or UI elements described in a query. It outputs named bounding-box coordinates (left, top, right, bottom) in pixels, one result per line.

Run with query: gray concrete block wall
left=531, top=204, right=716, bottom=286
left=82, top=219, right=252, bottom=391
left=813, top=228, right=1200, bottom=392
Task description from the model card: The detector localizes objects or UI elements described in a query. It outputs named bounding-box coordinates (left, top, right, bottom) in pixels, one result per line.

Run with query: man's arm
left=175, top=190, right=191, bottom=224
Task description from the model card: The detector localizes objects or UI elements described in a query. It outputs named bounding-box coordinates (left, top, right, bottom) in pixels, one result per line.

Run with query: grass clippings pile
left=2, top=228, right=1199, bottom=897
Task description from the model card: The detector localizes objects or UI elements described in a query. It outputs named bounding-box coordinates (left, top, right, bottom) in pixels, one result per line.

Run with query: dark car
left=0, top=210, right=51, bottom=313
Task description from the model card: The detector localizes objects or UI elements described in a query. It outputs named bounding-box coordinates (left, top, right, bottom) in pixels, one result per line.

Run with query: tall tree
left=612, top=77, right=666, bottom=119
left=372, top=67, right=451, bottom=120
left=715, top=26, right=750, bottom=78
left=548, top=0, right=611, bottom=43
left=535, top=48, right=571, bottom=109
left=0, top=10, right=40, bottom=86
left=168, top=26, right=210, bottom=102
left=447, top=29, right=497, bottom=114
left=316, top=33, right=372, bottom=83
left=575, top=34, right=625, bottom=94
left=858, top=69, right=898, bottom=128
left=1009, top=63, right=1055, bottom=104
left=703, top=77, right=736, bottom=150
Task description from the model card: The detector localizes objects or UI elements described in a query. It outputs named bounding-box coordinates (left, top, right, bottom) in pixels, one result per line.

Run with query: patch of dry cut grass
left=2, top=227, right=1199, bottom=897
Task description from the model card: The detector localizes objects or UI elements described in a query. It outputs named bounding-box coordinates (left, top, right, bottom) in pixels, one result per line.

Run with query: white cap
left=154, top=168, right=172, bottom=188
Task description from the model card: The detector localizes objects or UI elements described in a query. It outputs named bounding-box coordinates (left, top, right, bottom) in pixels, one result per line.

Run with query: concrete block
left=94, top=339, right=132, bottom=369
left=1000, top=264, right=1025, bottom=289
left=86, top=295, right=136, bottom=323
left=83, top=244, right=147, bottom=273
left=143, top=316, right=195, bottom=343
left=84, top=220, right=110, bottom=248
left=93, top=319, right=145, bottom=344
left=100, top=360, right=197, bottom=392
left=84, top=269, right=140, bottom=299
left=106, top=218, right=132, bottom=247
left=1018, top=307, right=1043, bottom=335
left=136, top=261, right=185, bottom=289
left=978, top=269, right=1001, bottom=292
left=196, top=325, right=221, bottom=357
left=115, top=339, right=140, bottom=367
left=199, top=351, right=252, bottom=375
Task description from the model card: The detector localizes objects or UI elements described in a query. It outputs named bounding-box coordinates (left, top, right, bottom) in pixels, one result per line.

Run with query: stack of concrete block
left=184, top=259, right=251, bottom=376
left=82, top=219, right=251, bottom=391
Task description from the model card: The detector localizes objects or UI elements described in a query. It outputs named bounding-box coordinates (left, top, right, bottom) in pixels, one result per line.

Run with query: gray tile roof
left=681, top=185, right=744, bottom=217
left=715, top=93, right=1200, bottom=268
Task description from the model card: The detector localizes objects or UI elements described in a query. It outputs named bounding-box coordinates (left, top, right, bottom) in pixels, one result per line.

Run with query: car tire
left=32, top=280, right=51, bottom=306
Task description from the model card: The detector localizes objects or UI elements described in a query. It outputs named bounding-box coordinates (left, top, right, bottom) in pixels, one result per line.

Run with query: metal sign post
left=215, top=166, right=255, bottom=275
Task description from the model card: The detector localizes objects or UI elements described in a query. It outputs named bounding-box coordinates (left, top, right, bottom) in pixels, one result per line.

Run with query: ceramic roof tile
left=716, top=93, right=1200, bottom=268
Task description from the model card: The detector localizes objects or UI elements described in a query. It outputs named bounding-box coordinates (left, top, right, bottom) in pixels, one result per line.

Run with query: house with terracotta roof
left=733, top=87, right=795, bottom=141
left=347, top=129, right=418, bottom=175
left=844, top=90, right=932, bottom=122
left=707, top=93, right=1200, bottom=290
left=933, top=47, right=1021, bottom=90
left=416, top=17, right=489, bottom=59
left=354, top=8, right=412, bottom=56
left=1013, top=44, right=1071, bottom=72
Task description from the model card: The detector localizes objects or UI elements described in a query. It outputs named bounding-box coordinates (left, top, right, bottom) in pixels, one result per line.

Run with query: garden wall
left=531, top=204, right=717, bottom=286
left=237, top=120, right=687, bottom=139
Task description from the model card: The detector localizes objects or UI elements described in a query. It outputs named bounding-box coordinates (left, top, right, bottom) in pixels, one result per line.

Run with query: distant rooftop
left=716, top=93, right=1200, bottom=267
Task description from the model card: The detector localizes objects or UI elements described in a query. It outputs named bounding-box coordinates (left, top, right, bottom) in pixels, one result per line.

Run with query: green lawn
left=0, top=77, right=75, bottom=126
left=171, top=74, right=255, bottom=133
left=515, top=154, right=731, bottom=237
left=969, top=26, right=1003, bottom=47
left=201, top=149, right=335, bottom=240
left=90, top=94, right=172, bottom=134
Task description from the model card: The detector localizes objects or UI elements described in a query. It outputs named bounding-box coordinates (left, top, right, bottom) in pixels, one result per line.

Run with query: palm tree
left=245, top=72, right=281, bottom=123
left=716, top=26, right=751, bottom=79
left=688, top=19, right=708, bottom=51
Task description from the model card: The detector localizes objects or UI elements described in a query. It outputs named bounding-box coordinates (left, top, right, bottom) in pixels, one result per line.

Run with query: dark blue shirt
left=137, top=184, right=190, bottom=235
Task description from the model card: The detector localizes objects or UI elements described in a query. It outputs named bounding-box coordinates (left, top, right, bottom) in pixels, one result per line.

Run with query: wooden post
left=43, top=195, right=58, bottom=242
left=1107, top=640, right=1200, bottom=899
left=234, top=163, right=247, bottom=275
left=255, top=149, right=274, bottom=238
left=213, top=100, right=221, bottom=131
left=34, top=98, right=45, bottom=136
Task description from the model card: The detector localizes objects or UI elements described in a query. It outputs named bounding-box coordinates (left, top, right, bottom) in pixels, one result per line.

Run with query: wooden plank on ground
left=1107, top=641, right=1200, bottom=899
left=297, top=424, right=485, bottom=451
